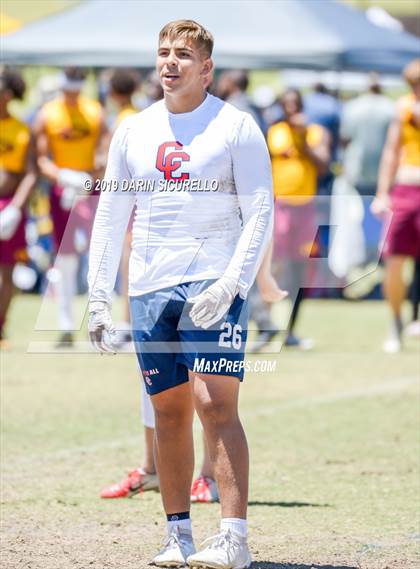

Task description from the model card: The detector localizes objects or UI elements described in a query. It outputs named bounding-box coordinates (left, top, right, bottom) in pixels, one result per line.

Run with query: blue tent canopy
left=2, top=0, right=419, bottom=73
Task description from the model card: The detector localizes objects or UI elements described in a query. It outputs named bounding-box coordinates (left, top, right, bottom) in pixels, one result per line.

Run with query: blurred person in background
left=0, top=69, right=37, bottom=345
left=27, top=74, right=62, bottom=124
left=372, top=59, right=420, bottom=352
left=216, top=70, right=280, bottom=351
left=340, top=74, right=395, bottom=296
left=108, top=68, right=141, bottom=129
left=216, top=69, right=266, bottom=133
left=267, top=88, right=330, bottom=349
left=24, top=75, right=62, bottom=288
left=134, top=70, right=164, bottom=110
left=341, top=74, right=394, bottom=199
left=408, top=259, right=420, bottom=337
left=107, top=68, right=141, bottom=346
left=305, top=83, right=341, bottom=278
left=34, top=67, right=109, bottom=347
left=305, top=82, right=341, bottom=169
left=252, top=85, right=282, bottom=129
left=99, top=387, right=221, bottom=504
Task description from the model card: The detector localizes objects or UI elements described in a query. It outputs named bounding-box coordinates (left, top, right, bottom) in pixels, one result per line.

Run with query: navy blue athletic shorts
left=130, top=280, right=249, bottom=396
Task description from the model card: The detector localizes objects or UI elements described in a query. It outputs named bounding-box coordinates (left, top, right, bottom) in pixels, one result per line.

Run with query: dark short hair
left=0, top=68, right=26, bottom=100
left=225, top=70, right=249, bottom=92
left=110, top=69, right=140, bottom=96
left=64, top=67, right=87, bottom=82
left=280, top=87, right=303, bottom=111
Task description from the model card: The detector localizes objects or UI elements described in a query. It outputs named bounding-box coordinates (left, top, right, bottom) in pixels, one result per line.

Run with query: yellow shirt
left=0, top=115, right=30, bottom=174
left=398, top=94, right=420, bottom=168
left=267, top=121, right=324, bottom=205
left=116, top=105, right=138, bottom=126
left=43, top=96, right=102, bottom=171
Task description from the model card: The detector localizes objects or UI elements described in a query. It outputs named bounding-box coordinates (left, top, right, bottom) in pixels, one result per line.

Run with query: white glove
left=59, top=185, right=78, bottom=210
left=58, top=169, right=92, bottom=191
left=88, top=301, right=117, bottom=354
left=0, top=204, right=22, bottom=240
left=370, top=194, right=390, bottom=219
left=58, top=169, right=92, bottom=210
left=189, top=277, right=237, bottom=330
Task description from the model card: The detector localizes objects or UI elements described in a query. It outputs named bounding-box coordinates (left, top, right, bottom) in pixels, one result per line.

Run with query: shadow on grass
left=248, top=501, right=331, bottom=508
left=146, top=561, right=358, bottom=569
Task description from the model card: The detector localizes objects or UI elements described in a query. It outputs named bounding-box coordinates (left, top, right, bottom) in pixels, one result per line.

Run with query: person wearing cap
left=34, top=67, right=109, bottom=347
left=0, top=68, right=37, bottom=345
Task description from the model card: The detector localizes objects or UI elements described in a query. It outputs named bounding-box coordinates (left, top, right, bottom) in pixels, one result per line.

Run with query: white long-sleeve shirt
left=88, top=94, right=273, bottom=304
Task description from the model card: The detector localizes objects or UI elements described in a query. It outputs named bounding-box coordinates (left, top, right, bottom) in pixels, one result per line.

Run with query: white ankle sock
left=220, top=518, right=247, bottom=538
left=55, top=254, right=78, bottom=331
left=167, top=518, right=192, bottom=535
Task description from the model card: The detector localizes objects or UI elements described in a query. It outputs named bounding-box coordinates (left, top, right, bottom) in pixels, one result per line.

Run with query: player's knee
left=197, top=398, right=235, bottom=427
left=154, top=403, right=192, bottom=429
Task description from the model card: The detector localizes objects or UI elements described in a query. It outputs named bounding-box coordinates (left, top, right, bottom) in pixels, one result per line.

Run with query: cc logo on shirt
left=156, top=141, right=190, bottom=181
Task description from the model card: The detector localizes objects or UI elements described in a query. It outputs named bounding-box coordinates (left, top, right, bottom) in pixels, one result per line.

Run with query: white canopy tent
left=2, top=0, right=419, bottom=73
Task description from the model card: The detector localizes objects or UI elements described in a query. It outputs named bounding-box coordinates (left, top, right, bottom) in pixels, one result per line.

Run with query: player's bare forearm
left=33, top=111, right=60, bottom=182
left=10, top=135, right=38, bottom=209
left=94, top=112, right=111, bottom=178
left=256, top=239, right=288, bottom=303
left=10, top=172, right=37, bottom=209
left=37, top=154, right=60, bottom=182
left=257, top=239, right=274, bottom=278
left=376, top=119, right=401, bottom=198
left=303, top=130, right=331, bottom=176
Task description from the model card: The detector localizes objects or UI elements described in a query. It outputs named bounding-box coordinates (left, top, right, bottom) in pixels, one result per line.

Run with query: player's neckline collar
left=165, top=93, right=210, bottom=120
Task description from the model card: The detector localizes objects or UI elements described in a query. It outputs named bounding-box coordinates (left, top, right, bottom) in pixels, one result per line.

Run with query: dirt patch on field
left=1, top=508, right=419, bottom=569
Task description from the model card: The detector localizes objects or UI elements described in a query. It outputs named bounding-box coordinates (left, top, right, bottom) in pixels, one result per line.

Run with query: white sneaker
left=187, top=529, right=252, bottom=569
left=383, top=319, right=403, bottom=354
left=406, top=320, right=420, bottom=338
left=383, top=337, right=402, bottom=354
left=153, top=527, right=196, bottom=567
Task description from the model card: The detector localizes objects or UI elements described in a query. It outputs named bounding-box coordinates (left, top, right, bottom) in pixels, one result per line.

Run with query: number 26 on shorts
left=218, top=322, right=242, bottom=350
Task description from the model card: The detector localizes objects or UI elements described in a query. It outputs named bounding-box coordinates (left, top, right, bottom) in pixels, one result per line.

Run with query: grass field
left=1, top=295, right=419, bottom=568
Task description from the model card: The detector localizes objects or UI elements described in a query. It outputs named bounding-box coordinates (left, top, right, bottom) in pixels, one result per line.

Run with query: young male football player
left=101, top=69, right=218, bottom=504
left=88, top=20, right=273, bottom=568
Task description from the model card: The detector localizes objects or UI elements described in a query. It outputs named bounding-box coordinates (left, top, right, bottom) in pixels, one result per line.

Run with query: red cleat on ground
left=100, top=467, right=159, bottom=498
left=190, top=475, right=219, bottom=503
